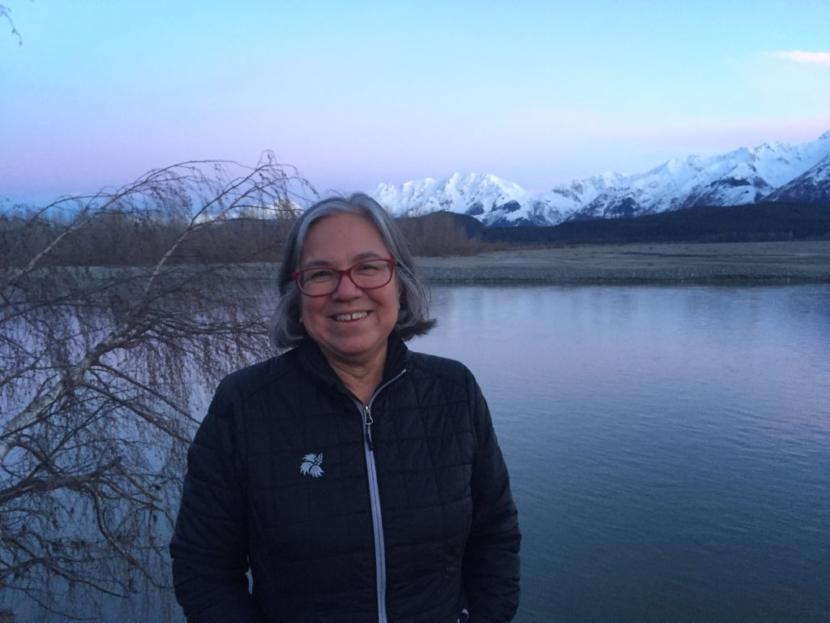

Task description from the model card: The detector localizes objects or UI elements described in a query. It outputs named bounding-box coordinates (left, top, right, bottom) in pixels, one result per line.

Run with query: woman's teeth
left=334, top=311, right=368, bottom=322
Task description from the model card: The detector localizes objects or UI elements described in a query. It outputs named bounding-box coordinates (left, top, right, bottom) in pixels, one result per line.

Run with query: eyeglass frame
left=291, top=257, right=398, bottom=297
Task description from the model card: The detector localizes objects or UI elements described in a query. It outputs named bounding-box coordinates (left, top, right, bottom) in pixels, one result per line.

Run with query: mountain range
left=371, top=131, right=830, bottom=227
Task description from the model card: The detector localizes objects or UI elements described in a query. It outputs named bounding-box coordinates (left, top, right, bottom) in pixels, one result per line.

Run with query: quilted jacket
left=170, top=332, right=520, bottom=622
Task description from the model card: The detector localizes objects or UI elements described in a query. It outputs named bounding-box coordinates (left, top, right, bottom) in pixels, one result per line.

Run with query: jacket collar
left=296, top=331, right=410, bottom=397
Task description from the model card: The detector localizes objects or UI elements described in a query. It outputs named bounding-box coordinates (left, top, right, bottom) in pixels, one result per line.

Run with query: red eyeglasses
left=292, top=258, right=397, bottom=297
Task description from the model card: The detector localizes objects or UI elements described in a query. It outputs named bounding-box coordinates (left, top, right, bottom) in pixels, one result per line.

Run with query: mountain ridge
left=371, top=132, right=830, bottom=227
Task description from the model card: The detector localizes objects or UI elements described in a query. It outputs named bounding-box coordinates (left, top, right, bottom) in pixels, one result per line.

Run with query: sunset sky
left=2, top=0, right=829, bottom=204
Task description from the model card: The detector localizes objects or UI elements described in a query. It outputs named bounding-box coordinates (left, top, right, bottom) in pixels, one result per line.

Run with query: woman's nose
left=331, top=271, right=362, bottom=298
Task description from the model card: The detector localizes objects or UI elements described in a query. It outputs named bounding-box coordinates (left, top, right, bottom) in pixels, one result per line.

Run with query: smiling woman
left=293, top=213, right=402, bottom=399
left=169, top=193, right=521, bottom=623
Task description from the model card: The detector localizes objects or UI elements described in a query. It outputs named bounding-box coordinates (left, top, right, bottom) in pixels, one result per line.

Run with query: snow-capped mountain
left=373, top=173, right=534, bottom=227
left=370, top=131, right=830, bottom=226
left=765, top=154, right=830, bottom=205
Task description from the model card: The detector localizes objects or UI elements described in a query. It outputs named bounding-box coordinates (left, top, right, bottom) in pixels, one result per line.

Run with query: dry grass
left=414, top=240, right=830, bottom=285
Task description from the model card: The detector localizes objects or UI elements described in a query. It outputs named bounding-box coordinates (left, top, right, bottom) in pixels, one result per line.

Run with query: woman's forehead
left=300, top=250, right=387, bottom=268
left=300, top=213, right=390, bottom=265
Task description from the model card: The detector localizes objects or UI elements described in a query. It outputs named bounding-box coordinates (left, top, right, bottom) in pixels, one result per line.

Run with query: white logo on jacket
left=299, top=452, right=324, bottom=478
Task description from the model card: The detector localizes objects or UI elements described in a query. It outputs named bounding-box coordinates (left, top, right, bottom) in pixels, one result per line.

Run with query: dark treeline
left=481, top=202, right=830, bottom=245
left=3, top=201, right=828, bottom=269
left=0, top=210, right=296, bottom=267
left=0, top=206, right=492, bottom=268
left=396, top=211, right=489, bottom=256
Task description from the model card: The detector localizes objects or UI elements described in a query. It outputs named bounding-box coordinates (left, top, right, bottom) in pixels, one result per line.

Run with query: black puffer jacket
left=170, top=333, right=520, bottom=622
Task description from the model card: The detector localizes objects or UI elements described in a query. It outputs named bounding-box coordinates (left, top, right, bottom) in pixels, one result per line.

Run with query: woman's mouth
left=332, top=311, right=369, bottom=322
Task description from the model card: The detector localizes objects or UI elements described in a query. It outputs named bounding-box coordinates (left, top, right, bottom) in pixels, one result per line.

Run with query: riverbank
left=415, top=240, right=830, bottom=285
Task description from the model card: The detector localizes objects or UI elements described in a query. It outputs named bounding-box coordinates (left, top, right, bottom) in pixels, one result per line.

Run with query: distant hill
left=483, top=202, right=830, bottom=245
left=402, top=203, right=830, bottom=247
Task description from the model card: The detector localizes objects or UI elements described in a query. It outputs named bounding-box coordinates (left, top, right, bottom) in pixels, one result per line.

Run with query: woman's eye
left=307, top=269, right=335, bottom=282
left=355, top=262, right=381, bottom=274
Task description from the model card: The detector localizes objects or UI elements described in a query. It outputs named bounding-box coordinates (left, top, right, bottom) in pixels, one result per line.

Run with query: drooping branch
left=0, top=156, right=313, bottom=617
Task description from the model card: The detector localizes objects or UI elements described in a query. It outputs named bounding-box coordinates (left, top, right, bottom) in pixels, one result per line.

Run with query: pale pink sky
left=2, top=1, right=829, bottom=203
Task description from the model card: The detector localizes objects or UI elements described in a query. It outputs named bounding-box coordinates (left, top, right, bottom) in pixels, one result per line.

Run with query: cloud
left=770, top=50, right=830, bottom=68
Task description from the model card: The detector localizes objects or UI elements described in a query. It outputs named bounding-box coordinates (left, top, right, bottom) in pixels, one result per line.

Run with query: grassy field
left=19, top=240, right=825, bottom=289
left=415, top=240, right=830, bottom=285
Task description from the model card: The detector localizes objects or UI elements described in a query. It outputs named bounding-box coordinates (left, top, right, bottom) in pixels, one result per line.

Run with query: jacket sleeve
left=462, top=373, right=521, bottom=623
left=169, top=377, right=264, bottom=623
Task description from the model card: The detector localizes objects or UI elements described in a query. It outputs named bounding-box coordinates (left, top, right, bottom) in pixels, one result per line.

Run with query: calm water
left=7, top=285, right=830, bottom=622
left=412, top=284, right=830, bottom=623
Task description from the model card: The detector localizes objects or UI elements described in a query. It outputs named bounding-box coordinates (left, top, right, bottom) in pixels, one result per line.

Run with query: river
left=6, top=284, right=830, bottom=622
left=413, top=284, right=830, bottom=623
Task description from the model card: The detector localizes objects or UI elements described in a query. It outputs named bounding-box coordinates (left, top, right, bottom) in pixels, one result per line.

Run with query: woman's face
left=298, top=212, right=400, bottom=368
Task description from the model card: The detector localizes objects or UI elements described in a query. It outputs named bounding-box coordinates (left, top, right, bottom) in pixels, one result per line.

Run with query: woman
left=170, top=194, right=520, bottom=622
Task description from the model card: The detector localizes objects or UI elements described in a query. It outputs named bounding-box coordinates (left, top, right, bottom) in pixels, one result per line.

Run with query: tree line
left=480, top=202, right=830, bottom=245
left=2, top=197, right=489, bottom=272
left=1, top=196, right=297, bottom=268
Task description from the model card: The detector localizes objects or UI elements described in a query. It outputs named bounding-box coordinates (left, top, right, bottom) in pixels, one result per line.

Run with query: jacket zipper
left=354, top=368, right=406, bottom=623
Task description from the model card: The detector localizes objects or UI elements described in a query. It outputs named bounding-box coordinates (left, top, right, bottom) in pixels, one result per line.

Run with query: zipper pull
left=363, top=404, right=375, bottom=450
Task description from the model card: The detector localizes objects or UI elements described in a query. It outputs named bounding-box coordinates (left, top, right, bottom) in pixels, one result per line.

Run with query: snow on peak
left=369, top=131, right=830, bottom=226
left=373, top=172, right=529, bottom=222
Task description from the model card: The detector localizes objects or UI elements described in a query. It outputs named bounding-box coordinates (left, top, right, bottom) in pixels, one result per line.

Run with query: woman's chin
left=321, top=336, right=387, bottom=366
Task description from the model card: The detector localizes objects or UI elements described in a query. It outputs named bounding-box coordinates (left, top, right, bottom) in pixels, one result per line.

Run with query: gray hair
left=271, top=193, right=436, bottom=350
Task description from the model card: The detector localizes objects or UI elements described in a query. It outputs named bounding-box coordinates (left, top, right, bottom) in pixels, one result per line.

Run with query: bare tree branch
left=0, top=156, right=312, bottom=618
left=0, top=3, right=22, bottom=46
